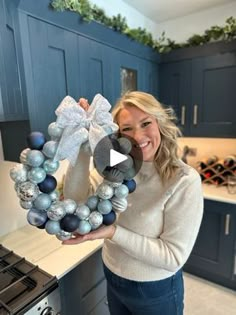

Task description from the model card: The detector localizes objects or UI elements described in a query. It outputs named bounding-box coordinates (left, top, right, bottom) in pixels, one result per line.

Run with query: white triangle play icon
left=110, top=149, right=127, bottom=167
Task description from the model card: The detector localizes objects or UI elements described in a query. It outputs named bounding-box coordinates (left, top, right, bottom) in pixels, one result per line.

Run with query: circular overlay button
left=93, top=133, right=143, bottom=182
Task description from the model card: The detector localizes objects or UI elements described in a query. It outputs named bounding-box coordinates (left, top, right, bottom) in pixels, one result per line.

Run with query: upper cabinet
left=0, top=0, right=28, bottom=122
left=159, top=41, right=236, bottom=138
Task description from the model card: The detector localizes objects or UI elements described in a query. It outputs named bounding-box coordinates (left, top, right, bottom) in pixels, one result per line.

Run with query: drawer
left=81, top=279, right=107, bottom=314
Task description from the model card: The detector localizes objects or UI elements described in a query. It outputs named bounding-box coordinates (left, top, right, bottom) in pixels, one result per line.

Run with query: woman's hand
left=78, top=98, right=89, bottom=111
left=62, top=224, right=116, bottom=245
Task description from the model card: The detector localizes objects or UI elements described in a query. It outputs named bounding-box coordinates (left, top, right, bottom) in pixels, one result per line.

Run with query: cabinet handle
left=234, top=241, right=236, bottom=276
left=181, top=106, right=185, bottom=125
left=225, top=214, right=230, bottom=235
left=193, top=105, right=198, bottom=125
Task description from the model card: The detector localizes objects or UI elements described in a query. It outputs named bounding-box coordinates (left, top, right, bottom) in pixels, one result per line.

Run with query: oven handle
left=41, top=306, right=61, bottom=315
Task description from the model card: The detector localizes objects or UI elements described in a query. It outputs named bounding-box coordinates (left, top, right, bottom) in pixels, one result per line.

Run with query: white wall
left=89, top=0, right=236, bottom=42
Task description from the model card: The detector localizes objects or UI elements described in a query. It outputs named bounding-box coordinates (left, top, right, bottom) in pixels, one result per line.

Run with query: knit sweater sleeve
left=111, top=173, right=203, bottom=272
left=63, top=152, right=103, bottom=203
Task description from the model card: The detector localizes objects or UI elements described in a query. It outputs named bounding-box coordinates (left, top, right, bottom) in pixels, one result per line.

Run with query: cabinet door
left=19, top=14, right=80, bottom=134
left=159, top=60, right=192, bottom=135
left=78, top=36, right=116, bottom=105
left=185, top=200, right=236, bottom=289
left=191, top=52, right=236, bottom=137
left=0, top=0, right=28, bottom=121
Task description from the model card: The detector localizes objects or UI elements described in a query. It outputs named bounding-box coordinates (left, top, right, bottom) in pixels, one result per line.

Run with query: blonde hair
left=112, top=91, right=182, bottom=182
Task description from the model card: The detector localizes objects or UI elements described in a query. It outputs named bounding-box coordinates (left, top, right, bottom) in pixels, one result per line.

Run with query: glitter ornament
left=63, top=199, right=77, bottom=214
left=43, top=159, right=59, bottom=174
left=76, top=220, right=92, bottom=235
left=86, top=195, right=99, bottom=210
left=10, top=164, right=28, bottom=183
left=28, top=167, right=47, bottom=184
left=60, top=214, right=80, bottom=232
left=47, top=202, right=66, bottom=221
left=75, top=204, right=90, bottom=220
left=26, top=150, right=45, bottom=167
left=56, top=230, right=72, bottom=241
left=96, top=183, right=114, bottom=200
left=33, top=193, right=52, bottom=210
left=38, top=174, right=57, bottom=193
left=42, top=140, right=58, bottom=158
left=45, top=220, right=61, bottom=235
left=27, top=131, right=46, bottom=150
left=27, top=208, right=48, bottom=226
left=97, top=199, right=112, bottom=215
left=103, top=210, right=116, bottom=226
left=17, top=181, right=39, bottom=201
left=111, top=197, right=128, bottom=212
left=88, top=211, right=103, bottom=229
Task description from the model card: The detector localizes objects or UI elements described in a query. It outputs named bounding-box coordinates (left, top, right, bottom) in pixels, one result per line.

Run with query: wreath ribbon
left=54, top=94, right=118, bottom=165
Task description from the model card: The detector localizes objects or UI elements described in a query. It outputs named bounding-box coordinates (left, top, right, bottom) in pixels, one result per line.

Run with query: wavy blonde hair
left=112, top=91, right=182, bottom=183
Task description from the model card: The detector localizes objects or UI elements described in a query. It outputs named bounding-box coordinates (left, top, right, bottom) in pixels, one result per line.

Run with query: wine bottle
left=204, top=169, right=214, bottom=179
left=206, top=155, right=218, bottom=165
left=223, top=155, right=236, bottom=168
left=213, top=163, right=224, bottom=173
left=213, top=176, right=224, bottom=185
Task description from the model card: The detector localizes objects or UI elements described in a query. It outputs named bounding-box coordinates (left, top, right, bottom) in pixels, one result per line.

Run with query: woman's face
left=117, top=105, right=161, bottom=162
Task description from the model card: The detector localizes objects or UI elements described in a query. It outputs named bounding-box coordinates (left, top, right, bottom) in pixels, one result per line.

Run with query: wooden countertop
left=0, top=184, right=235, bottom=280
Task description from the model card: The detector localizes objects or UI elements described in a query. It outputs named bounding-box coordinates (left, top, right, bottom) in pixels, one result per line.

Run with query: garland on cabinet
left=50, top=0, right=236, bottom=53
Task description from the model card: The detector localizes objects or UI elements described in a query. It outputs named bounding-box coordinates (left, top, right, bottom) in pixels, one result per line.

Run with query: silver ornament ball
left=26, top=150, right=45, bottom=167
left=63, top=199, right=77, bottom=214
left=56, top=230, right=72, bottom=241
left=96, top=183, right=114, bottom=200
left=76, top=204, right=90, bottom=220
left=42, top=141, right=58, bottom=159
left=88, top=211, right=103, bottom=229
left=10, top=164, right=28, bottom=183
left=47, top=202, right=66, bottom=221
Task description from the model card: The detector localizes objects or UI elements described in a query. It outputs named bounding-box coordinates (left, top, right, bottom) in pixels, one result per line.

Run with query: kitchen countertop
left=0, top=184, right=235, bottom=280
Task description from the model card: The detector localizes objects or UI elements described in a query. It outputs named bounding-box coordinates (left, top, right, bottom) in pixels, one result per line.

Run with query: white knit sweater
left=64, top=152, right=203, bottom=282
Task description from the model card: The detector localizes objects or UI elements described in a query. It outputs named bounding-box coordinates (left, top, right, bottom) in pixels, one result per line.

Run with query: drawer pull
left=181, top=106, right=185, bottom=125
left=193, top=105, right=198, bottom=125
left=225, top=214, right=230, bottom=235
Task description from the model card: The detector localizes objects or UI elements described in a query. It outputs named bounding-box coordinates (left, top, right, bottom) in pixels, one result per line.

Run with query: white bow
left=53, top=94, right=118, bottom=165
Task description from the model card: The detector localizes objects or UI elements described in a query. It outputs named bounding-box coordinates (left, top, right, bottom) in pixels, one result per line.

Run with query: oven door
left=23, top=287, right=61, bottom=315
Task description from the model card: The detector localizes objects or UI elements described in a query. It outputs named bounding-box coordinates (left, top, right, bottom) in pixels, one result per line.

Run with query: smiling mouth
left=134, top=142, right=149, bottom=149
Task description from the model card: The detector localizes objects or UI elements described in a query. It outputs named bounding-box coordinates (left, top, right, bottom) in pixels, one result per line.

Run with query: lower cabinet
left=59, top=249, right=109, bottom=315
left=184, top=199, right=236, bottom=290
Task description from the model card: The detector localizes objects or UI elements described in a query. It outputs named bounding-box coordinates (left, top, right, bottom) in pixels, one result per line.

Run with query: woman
left=63, top=91, right=203, bottom=315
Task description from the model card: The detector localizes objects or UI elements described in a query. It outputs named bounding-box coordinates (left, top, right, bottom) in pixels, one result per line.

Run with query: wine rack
left=196, top=159, right=236, bottom=186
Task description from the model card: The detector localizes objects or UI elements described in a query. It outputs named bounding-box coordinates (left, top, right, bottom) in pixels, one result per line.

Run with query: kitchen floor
left=184, top=273, right=236, bottom=315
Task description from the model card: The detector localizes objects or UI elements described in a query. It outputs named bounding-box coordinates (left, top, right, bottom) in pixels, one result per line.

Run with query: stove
left=0, top=245, right=61, bottom=315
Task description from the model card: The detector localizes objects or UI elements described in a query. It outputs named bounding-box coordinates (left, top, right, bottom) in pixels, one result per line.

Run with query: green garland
left=50, top=0, right=236, bottom=53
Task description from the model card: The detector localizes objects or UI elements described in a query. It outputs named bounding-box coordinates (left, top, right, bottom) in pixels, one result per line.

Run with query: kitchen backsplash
left=178, top=137, right=236, bottom=167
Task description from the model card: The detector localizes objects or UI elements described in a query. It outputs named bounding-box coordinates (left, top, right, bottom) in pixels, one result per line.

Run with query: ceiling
left=122, top=0, right=235, bottom=23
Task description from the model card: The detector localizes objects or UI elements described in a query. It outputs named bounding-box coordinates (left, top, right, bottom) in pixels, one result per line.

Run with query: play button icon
left=93, top=133, right=143, bottom=182
left=110, top=149, right=127, bottom=167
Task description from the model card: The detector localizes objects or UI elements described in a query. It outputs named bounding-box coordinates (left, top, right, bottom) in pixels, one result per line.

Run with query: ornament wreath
left=9, top=94, right=137, bottom=241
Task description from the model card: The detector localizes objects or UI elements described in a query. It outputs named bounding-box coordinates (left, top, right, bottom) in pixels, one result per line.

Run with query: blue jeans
left=103, top=264, right=184, bottom=315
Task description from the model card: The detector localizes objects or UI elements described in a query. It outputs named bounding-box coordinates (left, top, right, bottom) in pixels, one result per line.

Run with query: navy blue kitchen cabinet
left=15, top=0, right=159, bottom=136
left=59, top=249, right=109, bottom=315
left=184, top=199, right=236, bottom=290
left=159, top=60, right=192, bottom=135
left=159, top=41, right=236, bottom=138
left=0, top=0, right=28, bottom=121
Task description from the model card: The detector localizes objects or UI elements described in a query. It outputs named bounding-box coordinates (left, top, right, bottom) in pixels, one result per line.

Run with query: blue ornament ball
left=103, top=210, right=116, bottom=226
left=123, top=179, right=136, bottom=193
left=27, top=208, right=48, bottom=226
left=76, top=220, right=92, bottom=235
left=97, top=199, right=112, bottom=215
left=48, top=122, right=63, bottom=139
left=27, top=132, right=46, bottom=150
left=42, top=140, right=58, bottom=159
left=43, top=159, right=59, bottom=174
left=33, top=193, right=52, bottom=210
left=60, top=214, right=80, bottom=232
left=45, top=220, right=61, bottom=235
left=38, top=174, right=57, bottom=193
left=114, top=184, right=129, bottom=199
left=26, top=150, right=45, bottom=167
left=86, top=195, right=99, bottom=210
left=28, top=167, right=46, bottom=184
